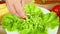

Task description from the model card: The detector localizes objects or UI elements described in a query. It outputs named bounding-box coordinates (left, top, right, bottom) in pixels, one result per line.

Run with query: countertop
left=0, top=25, right=6, bottom=34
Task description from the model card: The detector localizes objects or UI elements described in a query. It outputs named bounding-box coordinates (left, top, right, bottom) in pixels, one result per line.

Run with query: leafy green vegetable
left=2, top=4, right=59, bottom=34
left=43, top=12, right=59, bottom=29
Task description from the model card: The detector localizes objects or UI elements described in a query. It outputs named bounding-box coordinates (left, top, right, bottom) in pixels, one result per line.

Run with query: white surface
left=6, top=29, right=19, bottom=34
left=40, top=7, right=50, bottom=14
left=6, top=7, right=59, bottom=34
left=47, top=26, right=59, bottom=34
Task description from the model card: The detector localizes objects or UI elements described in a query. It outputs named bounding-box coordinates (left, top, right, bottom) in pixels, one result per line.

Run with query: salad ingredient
left=52, top=5, right=60, bottom=18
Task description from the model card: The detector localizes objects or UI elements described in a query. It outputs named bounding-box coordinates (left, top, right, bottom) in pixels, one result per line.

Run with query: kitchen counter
left=0, top=25, right=6, bottom=34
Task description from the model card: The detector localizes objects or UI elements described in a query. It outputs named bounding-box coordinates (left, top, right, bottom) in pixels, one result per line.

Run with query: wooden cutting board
left=35, top=0, right=60, bottom=4
left=0, top=25, right=6, bottom=34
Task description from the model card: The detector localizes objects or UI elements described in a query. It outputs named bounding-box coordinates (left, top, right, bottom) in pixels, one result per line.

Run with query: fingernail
left=23, top=18, right=26, bottom=20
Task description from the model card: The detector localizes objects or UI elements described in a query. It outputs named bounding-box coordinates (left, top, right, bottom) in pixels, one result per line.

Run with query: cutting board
left=35, top=0, right=60, bottom=4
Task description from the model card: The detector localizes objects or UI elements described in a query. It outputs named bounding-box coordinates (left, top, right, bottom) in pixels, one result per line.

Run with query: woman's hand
left=5, top=0, right=26, bottom=19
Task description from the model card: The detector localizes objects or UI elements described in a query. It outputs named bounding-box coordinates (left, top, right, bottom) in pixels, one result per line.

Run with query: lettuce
left=2, top=4, right=59, bottom=34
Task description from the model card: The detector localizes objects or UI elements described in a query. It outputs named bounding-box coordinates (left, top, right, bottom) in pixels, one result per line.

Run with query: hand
left=5, top=0, right=26, bottom=19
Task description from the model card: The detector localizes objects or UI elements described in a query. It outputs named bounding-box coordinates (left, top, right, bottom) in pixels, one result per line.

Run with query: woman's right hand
left=5, top=0, right=26, bottom=19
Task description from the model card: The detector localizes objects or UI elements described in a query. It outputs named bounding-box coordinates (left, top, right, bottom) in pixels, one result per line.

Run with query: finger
left=13, top=1, right=26, bottom=18
left=6, top=1, right=19, bottom=17
left=21, top=0, right=25, bottom=8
